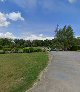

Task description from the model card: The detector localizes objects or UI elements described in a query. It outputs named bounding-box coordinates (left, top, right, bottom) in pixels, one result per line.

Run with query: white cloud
left=0, top=12, right=10, bottom=27
left=68, top=0, right=77, bottom=3
left=21, top=33, right=54, bottom=40
left=0, top=32, right=54, bottom=40
left=0, top=32, right=16, bottom=39
left=0, top=12, right=24, bottom=27
left=12, top=0, right=37, bottom=9
left=0, top=0, right=5, bottom=2
left=6, top=12, right=24, bottom=21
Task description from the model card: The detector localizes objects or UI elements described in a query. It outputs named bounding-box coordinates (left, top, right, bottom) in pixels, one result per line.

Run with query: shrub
left=0, top=50, right=5, bottom=54
left=0, top=45, right=3, bottom=50
left=7, top=47, right=19, bottom=53
left=70, top=46, right=80, bottom=51
left=18, top=49, right=23, bottom=53
left=23, top=48, right=30, bottom=53
left=3, top=48, right=12, bottom=51
left=29, top=47, right=34, bottom=52
left=36, top=48, right=42, bottom=52
left=23, top=47, right=42, bottom=53
left=0, top=47, right=43, bottom=54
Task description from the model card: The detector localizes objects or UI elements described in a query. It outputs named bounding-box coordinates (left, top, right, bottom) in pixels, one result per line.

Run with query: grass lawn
left=0, top=52, right=48, bottom=92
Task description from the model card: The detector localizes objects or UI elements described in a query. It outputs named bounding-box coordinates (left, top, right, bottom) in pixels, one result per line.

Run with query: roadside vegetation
left=0, top=25, right=80, bottom=53
left=0, top=25, right=80, bottom=92
left=0, top=52, right=48, bottom=92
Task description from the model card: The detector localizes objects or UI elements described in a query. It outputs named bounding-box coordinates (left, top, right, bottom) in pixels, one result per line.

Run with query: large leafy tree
left=55, top=25, right=74, bottom=50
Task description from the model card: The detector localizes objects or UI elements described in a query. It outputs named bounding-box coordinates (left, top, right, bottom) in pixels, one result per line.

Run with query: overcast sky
left=0, top=0, right=80, bottom=40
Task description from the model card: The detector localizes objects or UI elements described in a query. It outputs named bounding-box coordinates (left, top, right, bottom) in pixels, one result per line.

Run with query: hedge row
left=0, top=47, right=45, bottom=54
left=69, top=46, right=80, bottom=51
left=23, top=47, right=43, bottom=53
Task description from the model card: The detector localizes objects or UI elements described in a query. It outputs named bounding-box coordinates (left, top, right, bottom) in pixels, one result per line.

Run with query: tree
left=55, top=25, right=74, bottom=50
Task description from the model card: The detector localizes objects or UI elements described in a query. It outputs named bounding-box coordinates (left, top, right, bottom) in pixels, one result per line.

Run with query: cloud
left=0, top=12, right=10, bottom=27
left=68, top=0, right=77, bottom=3
left=0, top=32, right=16, bottom=39
left=0, top=0, right=5, bottom=2
left=20, top=33, right=54, bottom=40
left=26, top=0, right=37, bottom=9
left=0, top=31, right=54, bottom=40
left=0, top=32, right=54, bottom=40
left=0, top=0, right=6, bottom=2
left=0, top=12, right=24, bottom=27
left=12, top=0, right=37, bottom=9
left=8, top=0, right=77, bottom=14
left=6, top=12, right=24, bottom=21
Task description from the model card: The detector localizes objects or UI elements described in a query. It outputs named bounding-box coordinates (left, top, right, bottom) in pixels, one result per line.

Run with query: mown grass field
left=0, top=52, right=48, bottom=92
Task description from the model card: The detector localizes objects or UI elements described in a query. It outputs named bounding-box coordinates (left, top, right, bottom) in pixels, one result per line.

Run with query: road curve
left=28, top=51, right=80, bottom=92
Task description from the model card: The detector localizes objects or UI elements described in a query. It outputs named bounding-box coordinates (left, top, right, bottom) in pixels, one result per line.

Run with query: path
left=28, top=51, right=80, bottom=92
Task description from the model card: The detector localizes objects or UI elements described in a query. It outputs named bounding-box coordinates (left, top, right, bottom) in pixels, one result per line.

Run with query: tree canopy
left=55, top=25, right=74, bottom=50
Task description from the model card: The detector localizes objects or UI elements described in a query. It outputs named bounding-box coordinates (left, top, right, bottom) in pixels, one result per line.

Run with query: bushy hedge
left=33, top=48, right=42, bottom=52
left=0, top=50, right=5, bottom=54
left=23, top=47, right=43, bottom=53
left=70, top=46, right=80, bottom=51
left=0, top=47, right=45, bottom=54
left=3, top=48, right=12, bottom=51
left=23, top=48, right=30, bottom=53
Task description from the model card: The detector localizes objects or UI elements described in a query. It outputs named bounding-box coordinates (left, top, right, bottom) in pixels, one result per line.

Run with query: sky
left=0, top=0, right=80, bottom=40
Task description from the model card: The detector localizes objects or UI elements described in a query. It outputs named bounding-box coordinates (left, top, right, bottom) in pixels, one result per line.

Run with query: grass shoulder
left=0, top=52, right=48, bottom=92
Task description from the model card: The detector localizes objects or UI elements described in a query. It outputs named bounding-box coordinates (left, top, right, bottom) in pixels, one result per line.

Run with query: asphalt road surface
left=28, top=51, right=80, bottom=92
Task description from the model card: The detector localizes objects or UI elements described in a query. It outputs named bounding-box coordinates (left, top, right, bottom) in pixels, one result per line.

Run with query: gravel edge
left=26, top=52, right=53, bottom=92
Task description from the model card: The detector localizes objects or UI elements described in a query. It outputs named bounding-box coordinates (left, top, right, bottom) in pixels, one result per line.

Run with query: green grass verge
left=0, top=52, right=48, bottom=92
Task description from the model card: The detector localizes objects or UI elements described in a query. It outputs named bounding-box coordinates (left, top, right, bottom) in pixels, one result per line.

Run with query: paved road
left=28, top=51, right=80, bottom=92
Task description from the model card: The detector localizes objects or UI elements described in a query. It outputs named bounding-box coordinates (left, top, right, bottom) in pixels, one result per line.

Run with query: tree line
left=0, top=25, right=80, bottom=53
